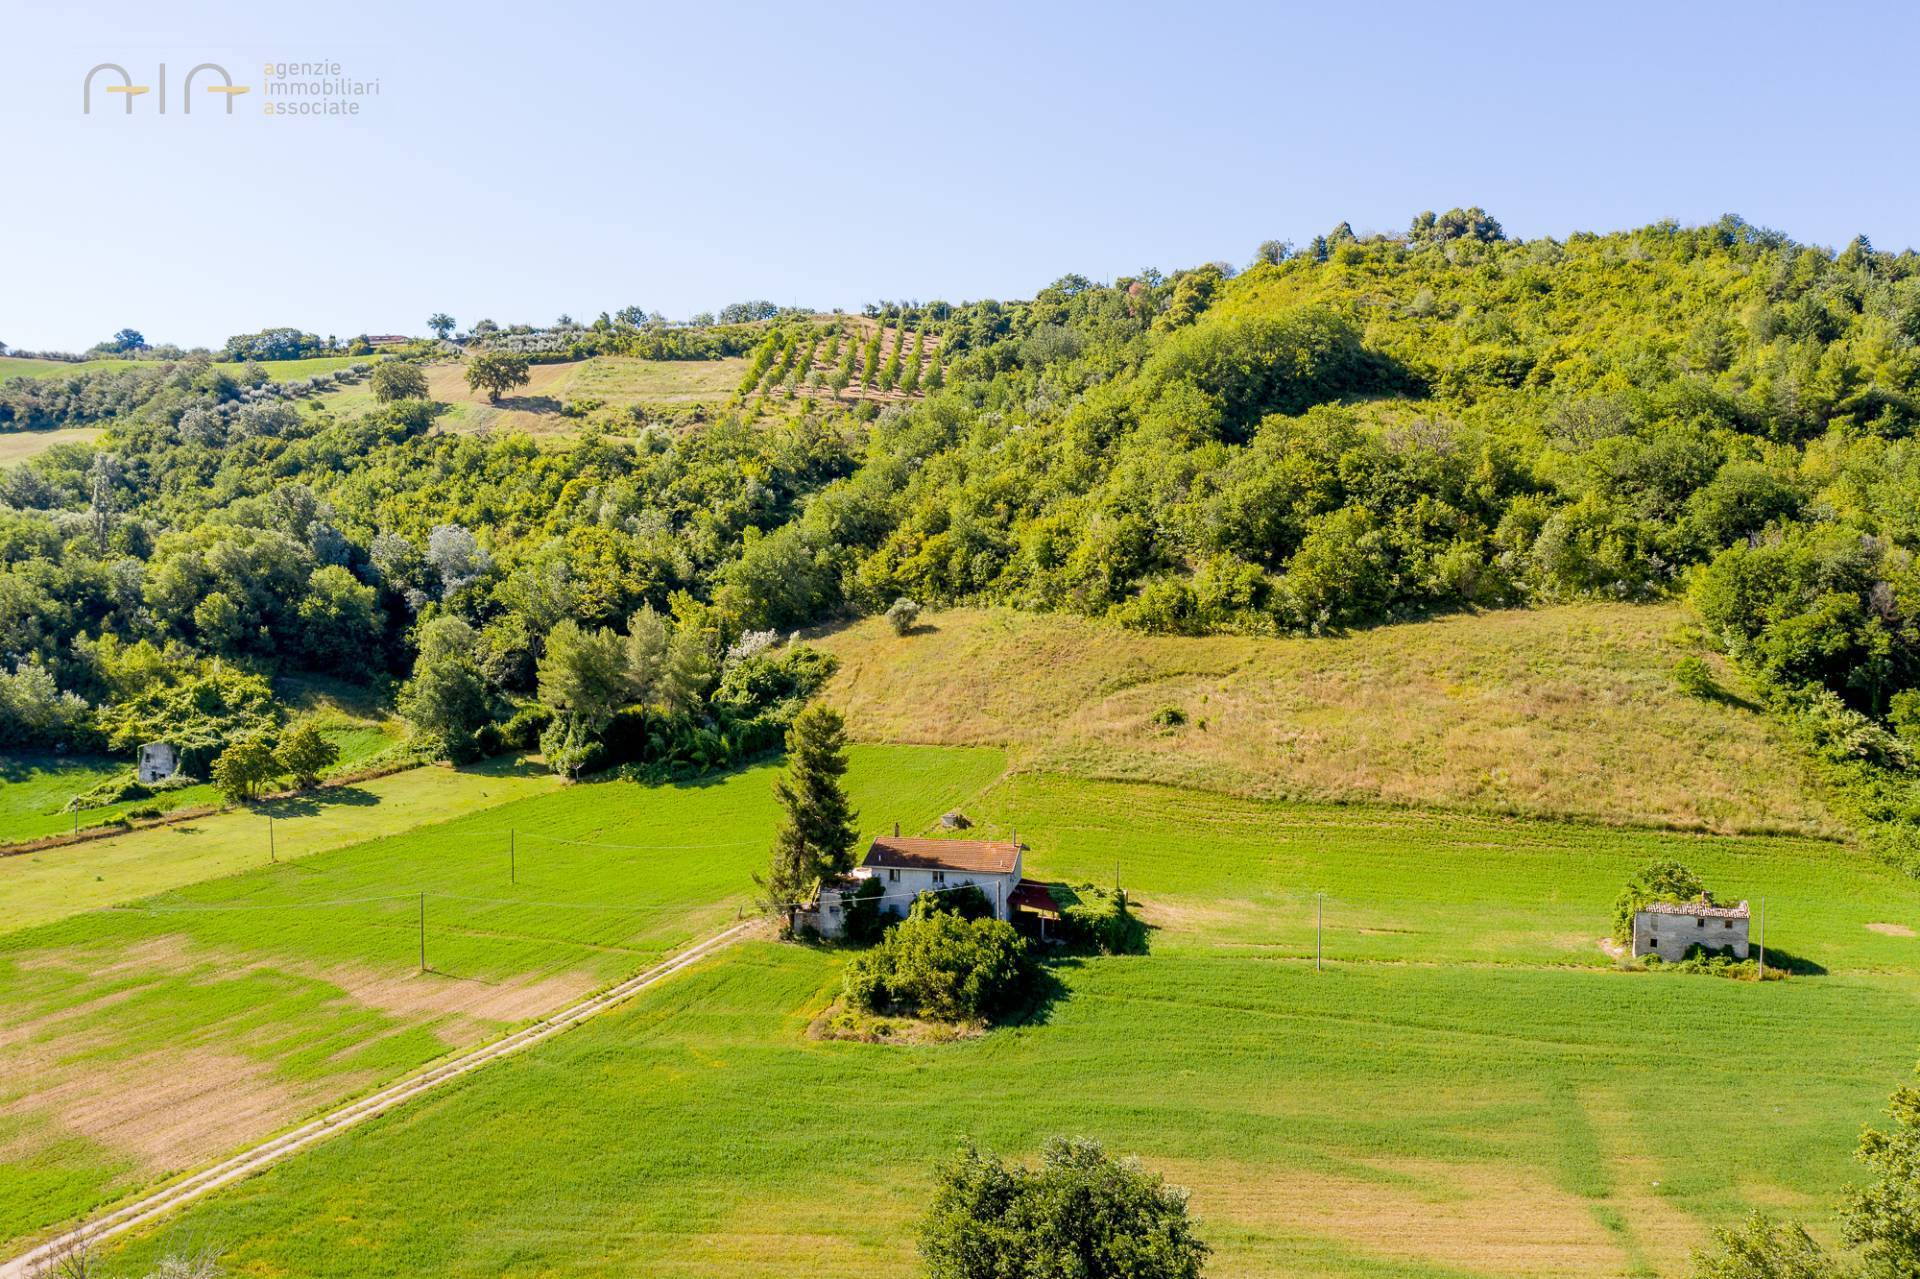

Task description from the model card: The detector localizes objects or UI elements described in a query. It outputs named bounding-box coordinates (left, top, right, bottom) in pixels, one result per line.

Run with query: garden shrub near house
left=842, top=897, right=1037, bottom=1024
left=1055, top=884, right=1149, bottom=955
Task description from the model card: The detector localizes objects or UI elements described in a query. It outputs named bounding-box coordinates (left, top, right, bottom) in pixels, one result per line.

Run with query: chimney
left=892, top=821, right=900, bottom=837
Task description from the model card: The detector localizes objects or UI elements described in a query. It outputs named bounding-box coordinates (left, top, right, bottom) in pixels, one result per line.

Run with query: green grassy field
left=0, top=745, right=1007, bottom=1251
left=84, top=763, right=1920, bottom=1279
left=0, top=357, right=157, bottom=381
left=0, top=757, right=564, bottom=928
left=0, top=356, right=372, bottom=384
left=210, top=355, right=380, bottom=381
left=0, top=714, right=408, bottom=850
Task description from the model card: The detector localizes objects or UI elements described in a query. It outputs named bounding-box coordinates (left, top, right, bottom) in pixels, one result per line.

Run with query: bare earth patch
left=2, top=1049, right=301, bottom=1173
left=318, top=964, right=598, bottom=1025
left=0, top=936, right=601, bottom=1184
left=1868, top=922, right=1917, bottom=937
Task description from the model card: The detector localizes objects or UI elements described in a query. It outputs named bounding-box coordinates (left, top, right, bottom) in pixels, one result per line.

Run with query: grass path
left=0, top=758, right=563, bottom=932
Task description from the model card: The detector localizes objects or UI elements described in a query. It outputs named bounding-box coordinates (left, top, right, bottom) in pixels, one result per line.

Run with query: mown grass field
left=85, top=762, right=1920, bottom=1279
left=0, top=745, right=1007, bottom=1252
left=818, top=603, right=1832, bottom=838
left=325, top=356, right=749, bottom=435
left=0, top=710, right=409, bottom=849
left=0, top=427, right=101, bottom=466
left=0, top=358, right=157, bottom=382
left=0, top=356, right=374, bottom=384
left=0, top=757, right=564, bottom=929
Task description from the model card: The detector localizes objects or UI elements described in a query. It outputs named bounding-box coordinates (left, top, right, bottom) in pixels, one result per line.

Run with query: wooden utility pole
left=269, top=816, right=276, bottom=863
left=1316, top=893, right=1324, bottom=972
left=510, top=829, right=516, bottom=884
left=418, top=892, right=426, bottom=973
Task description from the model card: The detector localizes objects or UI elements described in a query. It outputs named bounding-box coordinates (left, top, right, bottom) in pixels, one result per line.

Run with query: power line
left=512, top=832, right=762, bottom=852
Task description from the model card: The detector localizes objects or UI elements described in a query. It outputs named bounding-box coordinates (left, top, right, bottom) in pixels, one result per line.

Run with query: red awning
left=1009, top=879, right=1061, bottom=918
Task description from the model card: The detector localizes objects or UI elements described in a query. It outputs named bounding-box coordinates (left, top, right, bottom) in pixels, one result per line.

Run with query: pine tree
left=760, top=704, right=859, bottom=916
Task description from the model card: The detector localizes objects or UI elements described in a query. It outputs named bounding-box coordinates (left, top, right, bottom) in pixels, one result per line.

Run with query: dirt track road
left=0, top=919, right=763, bottom=1278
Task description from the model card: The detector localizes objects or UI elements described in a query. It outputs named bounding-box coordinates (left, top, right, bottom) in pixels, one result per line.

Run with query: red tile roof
left=862, top=836, right=1022, bottom=875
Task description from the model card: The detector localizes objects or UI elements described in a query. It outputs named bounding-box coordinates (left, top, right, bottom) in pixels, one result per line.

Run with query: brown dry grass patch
left=3, top=1049, right=302, bottom=1172
left=1167, top=1154, right=1657, bottom=1278
left=321, top=964, right=596, bottom=1026
left=816, top=604, right=1834, bottom=838
left=1867, top=922, right=1917, bottom=937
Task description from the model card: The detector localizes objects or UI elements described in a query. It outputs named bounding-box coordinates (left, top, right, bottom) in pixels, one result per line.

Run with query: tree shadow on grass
left=492, top=394, right=563, bottom=414
left=1006, top=958, right=1077, bottom=1029
left=257, top=786, right=380, bottom=818
left=1762, top=947, right=1826, bottom=977
left=457, top=755, right=549, bottom=781
left=1699, top=684, right=1766, bottom=715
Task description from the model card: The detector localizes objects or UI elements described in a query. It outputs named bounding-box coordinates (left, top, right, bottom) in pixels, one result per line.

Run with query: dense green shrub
left=920, top=1137, right=1209, bottom=1279
left=842, top=900, right=1037, bottom=1023
left=840, top=875, right=893, bottom=945
left=1610, top=860, right=1707, bottom=945
left=1054, top=884, right=1149, bottom=955
left=1673, top=656, right=1718, bottom=699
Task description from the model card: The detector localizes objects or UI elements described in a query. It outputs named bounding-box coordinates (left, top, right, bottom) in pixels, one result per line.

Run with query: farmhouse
left=1632, top=896, right=1750, bottom=962
left=800, top=827, right=1025, bottom=938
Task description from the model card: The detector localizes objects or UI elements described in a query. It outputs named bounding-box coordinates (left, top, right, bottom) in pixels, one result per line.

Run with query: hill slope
left=818, top=602, right=1834, bottom=837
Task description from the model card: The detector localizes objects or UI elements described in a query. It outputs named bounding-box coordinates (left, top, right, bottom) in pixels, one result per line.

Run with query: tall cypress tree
left=761, top=704, right=859, bottom=915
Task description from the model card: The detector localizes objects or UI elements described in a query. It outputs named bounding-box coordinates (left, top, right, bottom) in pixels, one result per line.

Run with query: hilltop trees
left=761, top=704, right=858, bottom=913
left=371, top=362, right=429, bottom=403
left=464, top=352, right=532, bottom=403
left=15, top=212, right=1920, bottom=858
left=427, top=313, right=456, bottom=340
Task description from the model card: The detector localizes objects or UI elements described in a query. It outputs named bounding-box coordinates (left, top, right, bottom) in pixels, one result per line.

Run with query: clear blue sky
left=2, top=0, right=1916, bottom=351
